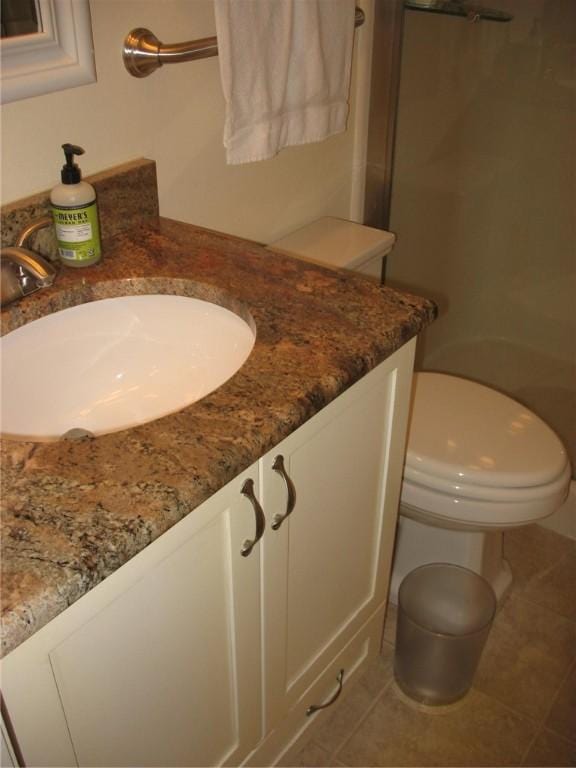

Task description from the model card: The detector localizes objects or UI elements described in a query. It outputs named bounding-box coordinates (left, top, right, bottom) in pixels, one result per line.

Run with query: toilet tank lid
left=268, top=217, right=396, bottom=270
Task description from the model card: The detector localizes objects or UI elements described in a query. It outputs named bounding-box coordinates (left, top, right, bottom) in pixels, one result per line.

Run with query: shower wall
left=387, top=0, right=576, bottom=470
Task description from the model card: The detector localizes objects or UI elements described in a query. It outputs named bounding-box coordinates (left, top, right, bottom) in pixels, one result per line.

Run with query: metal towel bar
left=123, top=7, right=365, bottom=78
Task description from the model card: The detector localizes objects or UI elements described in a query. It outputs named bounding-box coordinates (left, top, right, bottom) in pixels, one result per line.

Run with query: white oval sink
left=1, top=295, right=256, bottom=442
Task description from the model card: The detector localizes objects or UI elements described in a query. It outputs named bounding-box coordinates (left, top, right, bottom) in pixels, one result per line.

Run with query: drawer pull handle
left=240, top=479, right=266, bottom=557
left=306, top=669, right=345, bottom=716
left=271, top=454, right=296, bottom=531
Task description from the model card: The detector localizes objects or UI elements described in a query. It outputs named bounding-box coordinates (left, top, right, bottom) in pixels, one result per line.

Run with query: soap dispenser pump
left=50, top=143, right=102, bottom=267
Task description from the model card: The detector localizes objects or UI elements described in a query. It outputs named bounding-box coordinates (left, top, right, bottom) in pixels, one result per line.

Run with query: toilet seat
left=401, top=373, right=571, bottom=528
left=401, top=467, right=571, bottom=528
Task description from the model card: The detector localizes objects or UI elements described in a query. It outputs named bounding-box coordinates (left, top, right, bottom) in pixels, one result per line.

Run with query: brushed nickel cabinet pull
left=240, top=478, right=266, bottom=557
left=306, top=669, right=345, bottom=716
left=271, top=455, right=296, bottom=531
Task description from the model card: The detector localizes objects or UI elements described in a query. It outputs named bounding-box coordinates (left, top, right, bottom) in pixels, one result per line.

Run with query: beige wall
left=388, top=0, right=576, bottom=468
left=1, top=0, right=374, bottom=243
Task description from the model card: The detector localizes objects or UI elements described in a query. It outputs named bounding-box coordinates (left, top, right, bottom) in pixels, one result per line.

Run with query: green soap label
left=52, top=201, right=101, bottom=263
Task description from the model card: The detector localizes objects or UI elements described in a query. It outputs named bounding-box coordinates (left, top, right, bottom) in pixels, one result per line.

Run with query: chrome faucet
left=1, top=216, right=58, bottom=308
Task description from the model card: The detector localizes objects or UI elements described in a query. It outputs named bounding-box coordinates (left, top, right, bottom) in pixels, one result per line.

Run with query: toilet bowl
left=270, top=217, right=572, bottom=603
left=390, top=371, right=571, bottom=603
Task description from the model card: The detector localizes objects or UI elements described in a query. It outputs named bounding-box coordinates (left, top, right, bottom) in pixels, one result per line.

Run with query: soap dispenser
left=51, top=143, right=102, bottom=267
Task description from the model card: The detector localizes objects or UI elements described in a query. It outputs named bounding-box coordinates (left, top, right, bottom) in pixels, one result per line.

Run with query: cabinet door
left=260, top=341, right=414, bottom=730
left=2, top=468, right=264, bottom=768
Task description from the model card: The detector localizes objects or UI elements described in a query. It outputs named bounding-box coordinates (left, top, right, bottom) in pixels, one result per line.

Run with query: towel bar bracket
left=123, top=7, right=366, bottom=79
left=123, top=28, right=219, bottom=78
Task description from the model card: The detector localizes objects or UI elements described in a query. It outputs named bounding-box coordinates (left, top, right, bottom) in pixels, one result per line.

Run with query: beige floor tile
left=357, top=644, right=395, bottom=699
left=312, top=681, right=374, bottom=756
left=474, top=594, right=576, bottom=720
left=312, top=651, right=393, bottom=756
left=336, top=684, right=536, bottom=767
left=521, top=551, right=576, bottom=620
left=287, top=526, right=573, bottom=768
left=382, top=602, right=397, bottom=647
left=504, top=525, right=574, bottom=594
left=289, top=649, right=395, bottom=766
left=279, top=740, right=333, bottom=767
left=522, top=727, right=576, bottom=767
left=546, top=663, right=576, bottom=743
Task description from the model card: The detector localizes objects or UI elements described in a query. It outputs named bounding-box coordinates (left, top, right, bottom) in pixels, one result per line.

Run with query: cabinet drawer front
left=246, top=609, right=385, bottom=767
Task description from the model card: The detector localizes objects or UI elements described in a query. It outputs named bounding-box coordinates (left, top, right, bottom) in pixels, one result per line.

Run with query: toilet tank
left=268, top=217, right=396, bottom=279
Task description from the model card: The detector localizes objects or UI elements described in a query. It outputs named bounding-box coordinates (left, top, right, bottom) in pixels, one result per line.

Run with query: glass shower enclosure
left=387, top=0, right=575, bottom=474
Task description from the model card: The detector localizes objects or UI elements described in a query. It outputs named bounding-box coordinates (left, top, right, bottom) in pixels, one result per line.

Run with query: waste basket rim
left=398, top=562, right=497, bottom=638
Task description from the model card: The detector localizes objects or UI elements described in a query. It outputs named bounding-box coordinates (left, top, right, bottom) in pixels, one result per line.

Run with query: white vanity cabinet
left=0, top=340, right=415, bottom=768
left=1, top=466, right=264, bottom=768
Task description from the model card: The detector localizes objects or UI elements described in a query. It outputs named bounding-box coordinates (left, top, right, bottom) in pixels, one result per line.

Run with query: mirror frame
left=0, top=0, right=96, bottom=104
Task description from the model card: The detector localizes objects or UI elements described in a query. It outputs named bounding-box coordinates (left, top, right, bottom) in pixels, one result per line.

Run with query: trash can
left=394, top=563, right=496, bottom=706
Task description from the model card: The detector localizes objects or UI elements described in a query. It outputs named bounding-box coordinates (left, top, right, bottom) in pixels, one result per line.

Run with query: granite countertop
left=0, top=217, right=436, bottom=657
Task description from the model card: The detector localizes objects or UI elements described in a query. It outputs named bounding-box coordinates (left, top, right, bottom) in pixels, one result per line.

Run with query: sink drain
left=61, top=428, right=95, bottom=441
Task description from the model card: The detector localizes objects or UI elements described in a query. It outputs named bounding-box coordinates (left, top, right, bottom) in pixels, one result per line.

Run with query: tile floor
left=290, top=525, right=576, bottom=767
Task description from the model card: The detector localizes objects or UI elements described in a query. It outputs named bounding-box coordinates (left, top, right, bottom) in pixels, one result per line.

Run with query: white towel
left=214, top=0, right=356, bottom=165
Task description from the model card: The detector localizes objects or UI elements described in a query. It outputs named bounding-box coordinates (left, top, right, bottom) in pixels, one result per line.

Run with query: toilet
left=270, top=217, right=572, bottom=604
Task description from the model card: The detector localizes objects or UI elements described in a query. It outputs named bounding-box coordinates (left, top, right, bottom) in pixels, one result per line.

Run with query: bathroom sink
left=1, top=295, right=255, bottom=442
